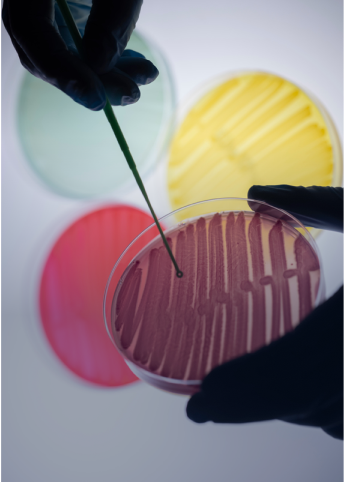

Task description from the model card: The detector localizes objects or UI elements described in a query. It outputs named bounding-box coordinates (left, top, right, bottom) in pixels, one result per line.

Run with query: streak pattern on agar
left=167, top=73, right=341, bottom=222
left=112, top=212, right=320, bottom=382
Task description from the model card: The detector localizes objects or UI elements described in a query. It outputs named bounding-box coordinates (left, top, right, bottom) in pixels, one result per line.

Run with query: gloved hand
left=187, top=185, right=343, bottom=440
left=2, top=0, right=159, bottom=110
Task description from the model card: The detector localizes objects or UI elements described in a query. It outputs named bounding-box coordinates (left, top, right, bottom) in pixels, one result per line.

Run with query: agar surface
left=168, top=73, right=337, bottom=219
left=18, top=32, right=174, bottom=198
left=111, top=212, right=320, bottom=382
left=40, top=205, right=158, bottom=387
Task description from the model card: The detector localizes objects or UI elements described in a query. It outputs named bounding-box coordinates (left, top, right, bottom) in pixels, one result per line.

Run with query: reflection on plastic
left=40, top=205, right=160, bottom=387
left=168, top=72, right=341, bottom=220
left=17, top=31, right=174, bottom=198
left=111, top=211, right=321, bottom=394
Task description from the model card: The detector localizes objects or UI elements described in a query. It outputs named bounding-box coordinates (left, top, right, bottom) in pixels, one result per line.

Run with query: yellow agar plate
left=167, top=72, right=342, bottom=221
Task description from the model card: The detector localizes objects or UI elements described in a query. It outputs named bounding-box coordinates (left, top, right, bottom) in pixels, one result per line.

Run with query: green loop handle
left=56, top=0, right=183, bottom=278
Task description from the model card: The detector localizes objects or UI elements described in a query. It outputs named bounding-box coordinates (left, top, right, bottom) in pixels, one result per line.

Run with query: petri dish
left=40, top=204, right=162, bottom=387
left=17, top=31, right=175, bottom=198
left=103, top=198, right=325, bottom=395
left=167, top=72, right=342, bottom=228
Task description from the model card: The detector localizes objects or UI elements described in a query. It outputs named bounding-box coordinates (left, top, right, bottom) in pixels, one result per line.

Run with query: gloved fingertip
left=84, top=95, right=107, bottom=111
left=144, top=65, right=159, bottom=85
left=248, top=185, right=266, bottom=199
left=135, top=62, right=159, bottom=86
left=248, top=184, right=293, bottom=202
left=75, top=93, right=106, bottom=111
left=109, top=87, right=140, bottom=106
left=186, top=392, right=211, bottom=423
left=64, top=80, right=106, bottom=111
left=121, top=90, right=140, bottom=106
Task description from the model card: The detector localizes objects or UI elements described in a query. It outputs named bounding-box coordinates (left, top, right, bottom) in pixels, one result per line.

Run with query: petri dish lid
left=104, top=197, right=325, bottom=395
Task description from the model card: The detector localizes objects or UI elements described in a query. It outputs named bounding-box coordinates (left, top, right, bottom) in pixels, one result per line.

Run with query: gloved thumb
left=248, top=185, right=343, bottom=232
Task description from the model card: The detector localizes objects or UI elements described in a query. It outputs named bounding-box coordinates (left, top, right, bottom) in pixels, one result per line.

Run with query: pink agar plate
left=103, top=198, right=324, bottom=395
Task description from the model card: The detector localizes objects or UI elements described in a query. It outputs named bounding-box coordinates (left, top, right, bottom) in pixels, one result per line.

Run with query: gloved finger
left=121, top=49, right=145, bottom=59
left=5, top=0, right=106, bottom=110
left=248, top=185, right=343, bottom=233
left=99, top=67, right=140, bottom=106
left=83, top=0, right=143, bottom=74
left=187, top=287, right=343, bottom=437
left=115, top=56, right=159, bottom=86
left=99, top=49, right=159, bottom=105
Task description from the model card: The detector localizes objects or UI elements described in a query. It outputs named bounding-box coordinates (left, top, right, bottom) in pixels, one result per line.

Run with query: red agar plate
left=40, top=205, right=161, bottom=387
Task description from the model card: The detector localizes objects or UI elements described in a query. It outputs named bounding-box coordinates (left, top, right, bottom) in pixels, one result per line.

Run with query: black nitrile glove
left=2, top=0, right=159, bottom=110
left=187, top=185, right=343, bottom=440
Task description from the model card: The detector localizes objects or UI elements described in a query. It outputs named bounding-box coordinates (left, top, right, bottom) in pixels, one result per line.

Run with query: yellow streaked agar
left=168, top=72, right=342, bottom=220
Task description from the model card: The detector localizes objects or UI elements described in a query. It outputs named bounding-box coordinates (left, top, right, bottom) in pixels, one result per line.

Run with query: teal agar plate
left=17, top=31, right=175, bottom=198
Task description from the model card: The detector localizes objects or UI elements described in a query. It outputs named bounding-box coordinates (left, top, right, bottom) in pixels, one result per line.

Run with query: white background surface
left=2, top=0, right=343, bottom=481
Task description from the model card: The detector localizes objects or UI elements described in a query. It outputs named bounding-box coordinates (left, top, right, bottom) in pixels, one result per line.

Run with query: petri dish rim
left=103, top=196, right=325, bottom=388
